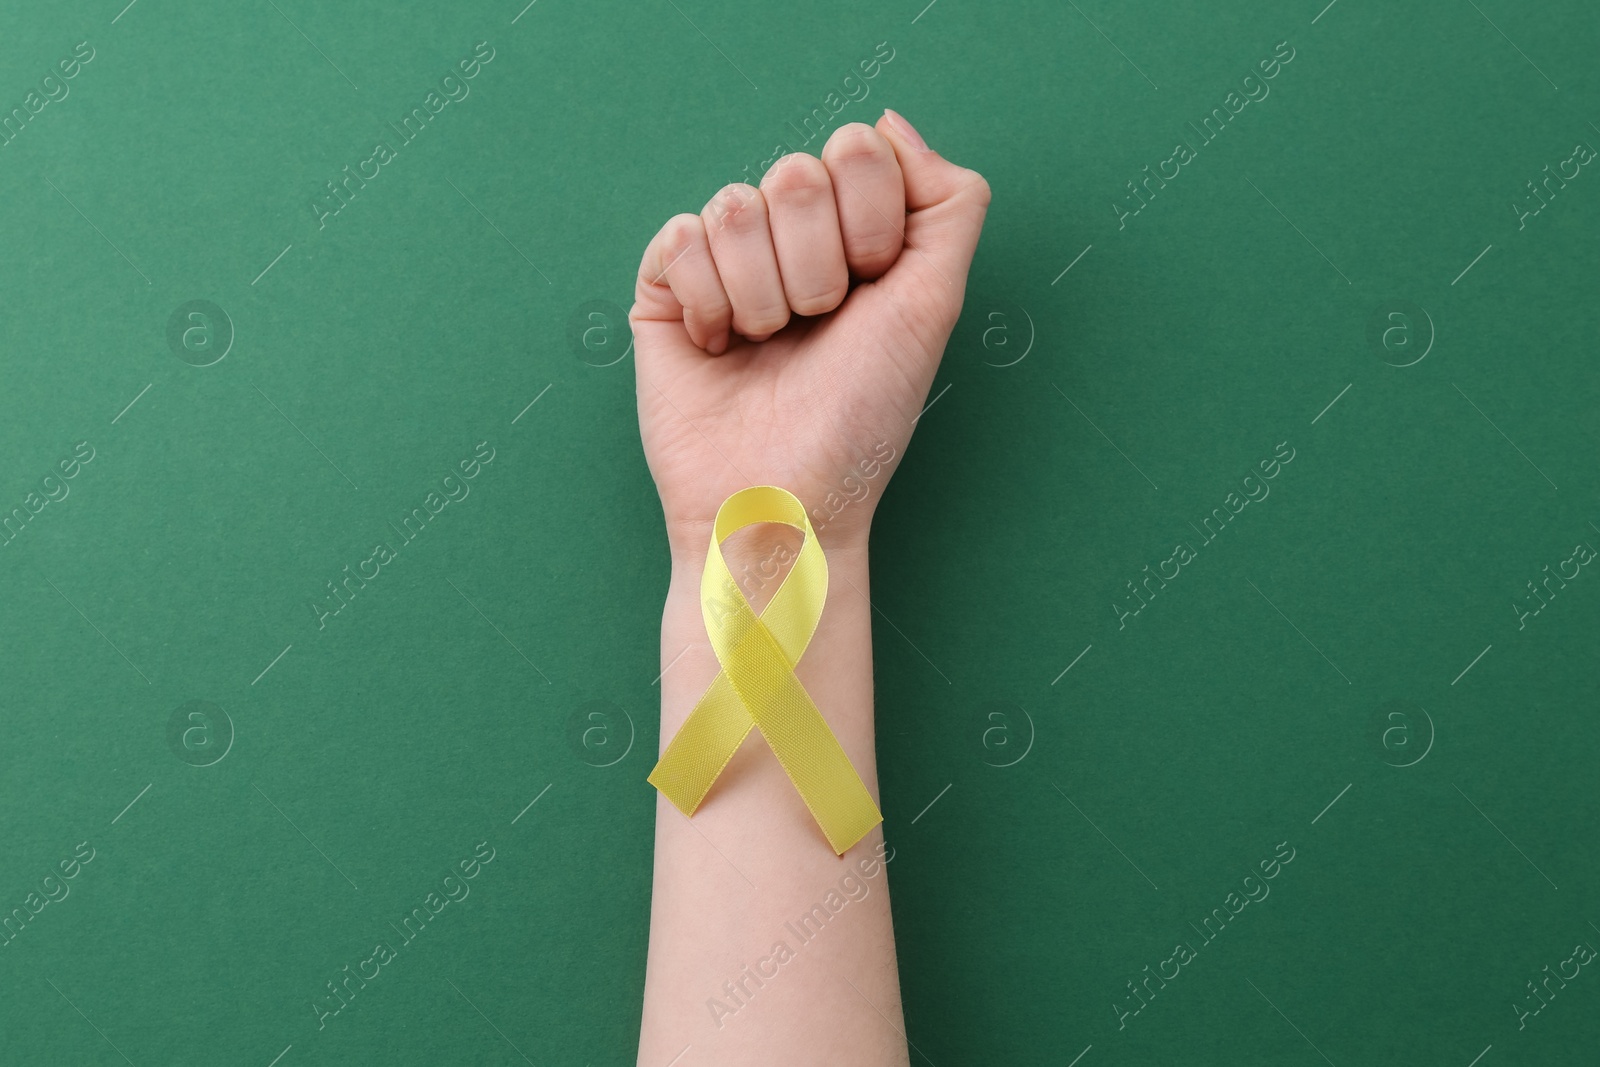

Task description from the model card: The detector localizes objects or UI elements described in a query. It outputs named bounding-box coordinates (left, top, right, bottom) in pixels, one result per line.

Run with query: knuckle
left=790, top=283, right=848, bottom=317
left=823, top=122, right=889, bottom=165
left=661, top=213, right=705, bottom=260
left=690, top=289, right=732, bottom=318
left=735, top=304, right=790, bottom=335
left=844, top=227, right=901, bottom=263
left=960, top=170, right=993, bottom=208
left=704, top=183, right=765, bottom=233
left=685, top=303, right=731, bottom=331
left=760, top=154, right=831, bottom=206
left=684, top=303, right=732, bottom=338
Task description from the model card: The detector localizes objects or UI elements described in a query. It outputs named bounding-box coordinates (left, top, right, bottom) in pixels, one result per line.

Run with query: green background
left=3, top=0, right=1597, bottom=1064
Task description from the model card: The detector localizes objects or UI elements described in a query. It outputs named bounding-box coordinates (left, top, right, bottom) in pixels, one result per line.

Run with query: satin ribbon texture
left=647, top=485, right=883, bottom=855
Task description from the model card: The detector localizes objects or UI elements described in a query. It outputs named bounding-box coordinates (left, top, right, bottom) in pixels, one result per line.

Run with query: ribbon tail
left=756, top=693, right=883, bottom=854
left=725, top=623, right=884, bottom=855
left=646, top=672, right=754, bottom=816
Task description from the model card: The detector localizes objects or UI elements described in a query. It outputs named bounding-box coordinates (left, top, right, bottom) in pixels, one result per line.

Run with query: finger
left=702, top=183, right=789, bottom=342
left=870, top=108, right=992, bottom=342
left=633, top=212, right=733, bottom=354
left=820, top=122, right=905, bottom=281
left=759, top=154, right=849, bottom=317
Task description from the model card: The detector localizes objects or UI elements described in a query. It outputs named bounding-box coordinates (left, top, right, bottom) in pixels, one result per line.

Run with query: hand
left=630, top=109, right=991, bottom=558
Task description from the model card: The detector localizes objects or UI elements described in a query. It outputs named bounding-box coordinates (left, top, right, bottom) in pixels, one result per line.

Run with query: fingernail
left=708, top=328, right=729, bottom=355
left=882, top=108, right=929, bottom=151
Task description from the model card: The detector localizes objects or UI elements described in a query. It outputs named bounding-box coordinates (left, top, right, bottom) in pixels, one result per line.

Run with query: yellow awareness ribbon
left=647, top=486, right=883, bottom=855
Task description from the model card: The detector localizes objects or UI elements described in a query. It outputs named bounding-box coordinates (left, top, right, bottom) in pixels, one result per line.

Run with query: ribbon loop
left=648, top=486, right=883, bottom=854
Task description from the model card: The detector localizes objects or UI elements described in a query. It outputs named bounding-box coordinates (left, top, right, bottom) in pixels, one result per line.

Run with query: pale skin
left=631, top=109, right=990, bottom=1066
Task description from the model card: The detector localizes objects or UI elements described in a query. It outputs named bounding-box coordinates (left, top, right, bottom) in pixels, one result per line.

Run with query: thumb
left=870, top=109, right=992, bottom=343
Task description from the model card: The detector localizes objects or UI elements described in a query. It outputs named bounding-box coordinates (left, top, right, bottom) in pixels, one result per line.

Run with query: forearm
left=637, top=531, right=909, bottom=1067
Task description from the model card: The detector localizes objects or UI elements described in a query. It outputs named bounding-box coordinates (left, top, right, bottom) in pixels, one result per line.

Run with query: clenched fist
left=631, top=109, right=991, bottom=556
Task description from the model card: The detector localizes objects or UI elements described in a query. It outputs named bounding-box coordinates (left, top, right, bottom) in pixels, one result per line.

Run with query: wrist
left=665, top=514, right=871, bottom=578
left=658, top=521, right=875, bottom=743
